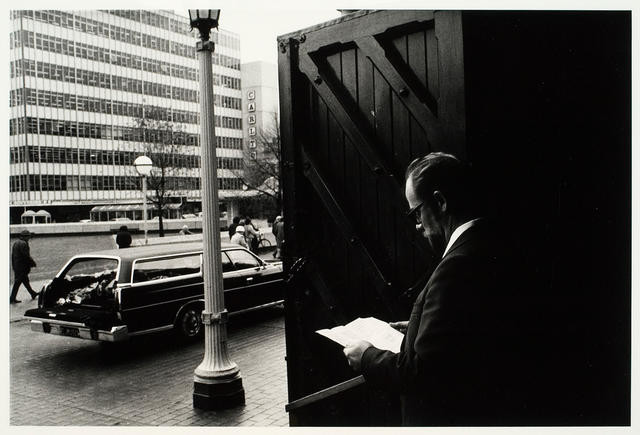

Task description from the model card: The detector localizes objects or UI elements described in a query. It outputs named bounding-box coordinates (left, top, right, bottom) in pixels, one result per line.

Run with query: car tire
left=176, top=305, right=203, bottom=340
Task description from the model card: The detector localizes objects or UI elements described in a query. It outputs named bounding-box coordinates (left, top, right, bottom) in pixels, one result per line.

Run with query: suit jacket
left=361, top=220, right=524, bottom=425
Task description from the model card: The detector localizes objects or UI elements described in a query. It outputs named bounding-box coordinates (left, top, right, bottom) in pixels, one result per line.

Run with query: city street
left=10, top=303, right=288, bottom=426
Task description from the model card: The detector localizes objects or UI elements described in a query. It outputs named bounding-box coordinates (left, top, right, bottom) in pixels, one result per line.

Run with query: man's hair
left=406, top=152, right=477, bottom=217
left=233, top=216, right=240, bottom=224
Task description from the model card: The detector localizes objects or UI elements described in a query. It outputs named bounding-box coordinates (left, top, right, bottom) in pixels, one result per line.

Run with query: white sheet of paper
left=316, top=317, right=404, bottom=353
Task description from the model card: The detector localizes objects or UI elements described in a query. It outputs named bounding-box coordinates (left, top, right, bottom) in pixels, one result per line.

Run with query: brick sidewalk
left=10, top=307, right=289, bottom=426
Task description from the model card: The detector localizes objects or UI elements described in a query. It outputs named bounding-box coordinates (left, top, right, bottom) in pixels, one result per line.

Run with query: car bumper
left=26, top=318, right=129, bottom=342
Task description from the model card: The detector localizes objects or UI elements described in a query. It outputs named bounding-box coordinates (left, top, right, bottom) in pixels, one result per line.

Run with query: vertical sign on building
left=247, top=91, right=257, bottom=142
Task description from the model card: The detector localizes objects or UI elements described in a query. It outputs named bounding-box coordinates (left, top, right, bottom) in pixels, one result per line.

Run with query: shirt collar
left=442, top=218, right=482, bottom=258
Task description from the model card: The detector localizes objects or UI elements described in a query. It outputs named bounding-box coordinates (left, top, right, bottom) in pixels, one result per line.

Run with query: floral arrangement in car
left=56, top=272, right=117, bottom=306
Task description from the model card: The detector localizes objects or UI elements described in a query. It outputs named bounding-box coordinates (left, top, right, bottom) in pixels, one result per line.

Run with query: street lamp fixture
left=134, top=155, right=153, bottom=244
left=188, top=9, right=220, bottom=41
left=190, top=10, right=245, bottom=410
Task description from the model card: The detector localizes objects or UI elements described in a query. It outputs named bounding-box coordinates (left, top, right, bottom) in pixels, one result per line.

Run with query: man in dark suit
left=343, top=152, right=526, bottom=425
left=11, top=230, right=38, bottom=303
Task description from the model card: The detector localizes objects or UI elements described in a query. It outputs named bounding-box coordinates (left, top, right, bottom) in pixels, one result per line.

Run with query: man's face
left=405, top=177, right=446, bottom=257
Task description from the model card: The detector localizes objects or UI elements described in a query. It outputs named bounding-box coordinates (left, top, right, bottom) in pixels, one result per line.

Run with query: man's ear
left=432, top=190, right=447, bottom=215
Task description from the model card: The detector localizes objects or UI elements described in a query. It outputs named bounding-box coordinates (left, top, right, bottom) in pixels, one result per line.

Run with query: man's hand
left=343, top=340, right=373, bottom=371
left=389, top=320, right=408, bottom=333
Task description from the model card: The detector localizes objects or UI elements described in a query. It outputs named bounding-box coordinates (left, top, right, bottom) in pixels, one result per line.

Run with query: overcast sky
left=177, top=8, right=342, bottom=66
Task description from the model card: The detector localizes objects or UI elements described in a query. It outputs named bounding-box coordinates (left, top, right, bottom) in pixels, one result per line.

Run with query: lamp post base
left=193, top=374, right=245, bottom=410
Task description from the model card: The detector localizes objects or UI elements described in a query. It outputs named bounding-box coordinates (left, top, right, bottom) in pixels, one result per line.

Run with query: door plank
left=355, top=35, right=445, bottom=149
left=301, top=150, right=396, bottom=314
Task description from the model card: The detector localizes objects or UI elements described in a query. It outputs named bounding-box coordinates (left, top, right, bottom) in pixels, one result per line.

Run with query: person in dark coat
left=115, top=225, right=132, bottom=249
left=11, top=230, right=38, bottom=303
left=273, top=216, right=284, bottom=259
left=228, top=216, right=240, bottom=240
left=343, top=152, right=527, bottom=425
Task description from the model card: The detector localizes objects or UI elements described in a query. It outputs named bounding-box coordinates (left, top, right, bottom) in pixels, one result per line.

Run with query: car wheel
left=176, top=306, right=203, bottom=340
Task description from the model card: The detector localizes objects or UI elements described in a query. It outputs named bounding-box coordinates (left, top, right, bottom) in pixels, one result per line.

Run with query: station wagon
left=24, top=241, right=284, bottom=342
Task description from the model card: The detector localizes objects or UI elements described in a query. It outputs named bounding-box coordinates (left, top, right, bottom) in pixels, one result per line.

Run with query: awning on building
left=218, top=190, right=261, bottom=199
left=90, top=203, right=182, bottom=213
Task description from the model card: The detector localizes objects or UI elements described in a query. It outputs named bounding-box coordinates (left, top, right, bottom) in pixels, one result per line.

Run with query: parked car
left=181, top=213, right=197, bottom=219
left=24, top=241, right=284, bottom=342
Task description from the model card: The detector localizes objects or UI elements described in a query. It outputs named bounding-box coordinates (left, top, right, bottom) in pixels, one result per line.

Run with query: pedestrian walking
left=273, top=216, right=284, bottom=259
left=228, top=216, right=240, bottom=240
left=10, top=230, right=38, bottom=303
left=244, top=217, right=260, bottom=252
left=116, top=225, right=132, bottom=249
left=230, top=226, right=248, bottom=248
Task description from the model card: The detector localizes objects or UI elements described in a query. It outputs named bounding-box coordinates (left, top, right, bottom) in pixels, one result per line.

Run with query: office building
left=9, top=10, right=244, bottom=223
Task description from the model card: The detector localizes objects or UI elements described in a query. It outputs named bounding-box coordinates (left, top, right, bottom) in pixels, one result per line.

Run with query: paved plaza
left=9, top=292, right=289, bottom=427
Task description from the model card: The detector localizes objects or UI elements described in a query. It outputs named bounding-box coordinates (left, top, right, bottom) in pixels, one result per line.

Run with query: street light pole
left=142, top=175, right=148, bottom=244
left=189, top=9, right=245, bottom=410
left=134, top=155, right=153, bottom=245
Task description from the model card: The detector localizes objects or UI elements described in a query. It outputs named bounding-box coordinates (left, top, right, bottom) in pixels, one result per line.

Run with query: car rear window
left=65, top=258, right=118, bottom=280
left=59, top=258, right=119, bottom=305
left=132, top=253, right=201, bottom=283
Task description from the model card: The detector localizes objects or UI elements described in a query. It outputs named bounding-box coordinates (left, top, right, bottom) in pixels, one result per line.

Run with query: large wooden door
left=278, top=10, right=466, bottom=425
left=279, top=10, right=631, bottom=426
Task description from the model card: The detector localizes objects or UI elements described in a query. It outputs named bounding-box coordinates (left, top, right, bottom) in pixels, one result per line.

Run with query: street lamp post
left=189, top=9, right=245, bottom=410
left=134, top=155, right=153, bottom=244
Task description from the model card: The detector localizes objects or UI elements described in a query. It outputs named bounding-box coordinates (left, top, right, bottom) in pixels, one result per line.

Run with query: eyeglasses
left=406, top=202, right=424, bottom=221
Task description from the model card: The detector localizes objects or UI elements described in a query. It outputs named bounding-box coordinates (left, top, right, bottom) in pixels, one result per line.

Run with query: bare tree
left=133, top=107, right=192, bottom=237
left=234, top=113, right=282, bottom=212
